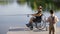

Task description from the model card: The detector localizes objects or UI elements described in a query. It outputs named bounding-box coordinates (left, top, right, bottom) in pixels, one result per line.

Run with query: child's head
left=50, top=10, right=54, bottom=14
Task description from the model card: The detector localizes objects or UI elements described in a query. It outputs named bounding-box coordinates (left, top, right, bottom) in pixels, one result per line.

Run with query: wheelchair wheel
left=36, top=20, right=46, bottom=30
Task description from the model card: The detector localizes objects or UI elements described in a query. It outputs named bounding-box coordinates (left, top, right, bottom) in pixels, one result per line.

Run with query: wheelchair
left=30, top=16, right=47, bottom=31
left=32, top=19, right=47, bottom=31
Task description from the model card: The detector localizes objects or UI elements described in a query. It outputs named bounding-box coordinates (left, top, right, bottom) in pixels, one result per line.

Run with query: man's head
left=38, top=6, right=42, bottom=12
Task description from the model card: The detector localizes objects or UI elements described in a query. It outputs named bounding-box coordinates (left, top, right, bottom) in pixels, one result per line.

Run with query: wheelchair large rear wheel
left=36, top=20, right=46, bottom=30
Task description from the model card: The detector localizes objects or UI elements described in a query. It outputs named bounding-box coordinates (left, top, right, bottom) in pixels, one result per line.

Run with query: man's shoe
left=26, top=24, right=30, bottom=27
left=30, top=26, right=33, bottom=30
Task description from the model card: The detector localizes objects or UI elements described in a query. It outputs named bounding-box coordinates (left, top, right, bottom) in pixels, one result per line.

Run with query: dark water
left=0, top=0, right=60, bottom=34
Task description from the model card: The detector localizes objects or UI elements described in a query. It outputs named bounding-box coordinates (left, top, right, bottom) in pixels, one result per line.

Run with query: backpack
left=51, top=16, right=56, bottom=24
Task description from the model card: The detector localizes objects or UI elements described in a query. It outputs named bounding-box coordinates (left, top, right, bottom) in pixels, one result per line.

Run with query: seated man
left=26, top=6, right=43, bottom=30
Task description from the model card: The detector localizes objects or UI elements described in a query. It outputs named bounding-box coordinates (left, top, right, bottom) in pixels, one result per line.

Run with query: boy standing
left=47, top=10, right=59, bottom=34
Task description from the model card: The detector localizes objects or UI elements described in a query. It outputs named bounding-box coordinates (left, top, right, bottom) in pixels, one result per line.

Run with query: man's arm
left=32, top=14, right=37, bottom=16
left=32, top=13, right=42, bottom=16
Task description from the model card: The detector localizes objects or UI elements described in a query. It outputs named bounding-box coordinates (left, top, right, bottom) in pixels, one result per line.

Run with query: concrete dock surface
left=7, top=26, right=60, bottom=34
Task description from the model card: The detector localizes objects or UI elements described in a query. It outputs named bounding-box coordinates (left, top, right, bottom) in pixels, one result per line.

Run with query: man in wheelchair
left=26, top=6, right=44, bottom=30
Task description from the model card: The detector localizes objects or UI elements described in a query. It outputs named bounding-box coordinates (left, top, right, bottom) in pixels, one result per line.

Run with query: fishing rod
left=0, top=14, right=33, bottom=17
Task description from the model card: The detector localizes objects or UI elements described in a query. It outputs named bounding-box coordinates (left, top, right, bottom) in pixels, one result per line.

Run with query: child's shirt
left=47, top=15, right=59, bottom=27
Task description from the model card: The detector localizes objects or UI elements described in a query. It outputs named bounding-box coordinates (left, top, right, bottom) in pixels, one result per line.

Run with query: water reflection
left=0, top=0, right=14, bottom=5
left=17, top=0, right=26, bottom=5
left=0, top=0, right=60, bottom=11
left=17, top=0, right=60, bottom=11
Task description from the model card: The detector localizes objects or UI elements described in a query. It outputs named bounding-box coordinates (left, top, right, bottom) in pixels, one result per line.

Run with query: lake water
left=0, top=0, right=60, bottom=34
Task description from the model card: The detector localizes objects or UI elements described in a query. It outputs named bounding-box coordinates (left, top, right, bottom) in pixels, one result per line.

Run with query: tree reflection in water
left=17, top=0, right=60, bottom=11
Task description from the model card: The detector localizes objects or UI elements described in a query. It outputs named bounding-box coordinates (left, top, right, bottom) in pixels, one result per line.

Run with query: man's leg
left=26, top=17, right=33, bottom=27
left=26, top=17, right=34, bottom=30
